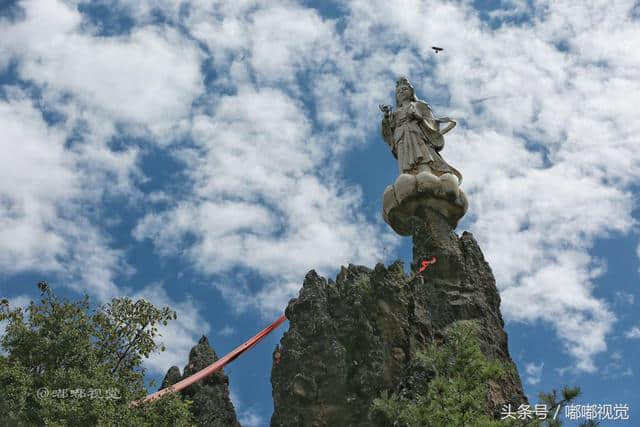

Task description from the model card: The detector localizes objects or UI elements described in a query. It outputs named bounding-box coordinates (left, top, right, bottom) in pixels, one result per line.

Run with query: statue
left=380, top=77, right=462, bottom=181
left=379, top=77, right=468, bottom=236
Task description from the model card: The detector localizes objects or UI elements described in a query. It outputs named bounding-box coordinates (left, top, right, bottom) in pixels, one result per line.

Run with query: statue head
left=395, top=77, right=418, bottom=106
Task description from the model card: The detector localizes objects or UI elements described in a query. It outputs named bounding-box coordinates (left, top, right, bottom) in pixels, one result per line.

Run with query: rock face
left=160, top=336, right=240, bottom=427
left=270, top=209, right=527, bottom=426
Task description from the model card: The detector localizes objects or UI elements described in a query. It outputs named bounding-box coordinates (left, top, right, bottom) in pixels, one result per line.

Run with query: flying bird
left=432, top=46, right=444, bottom=53
left=470, top=95, right=512, bottom=104
left=470, top=96, right=499, bottom=104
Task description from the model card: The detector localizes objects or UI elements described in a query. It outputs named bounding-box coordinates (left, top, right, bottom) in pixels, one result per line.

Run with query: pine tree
left=370, top=320, right=585, bottom=427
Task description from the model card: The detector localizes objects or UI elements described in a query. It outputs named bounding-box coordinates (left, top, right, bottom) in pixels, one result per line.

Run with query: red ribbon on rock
left=133, top=313, right=287, bottom=406
left=135, top=256, right=437, bottom=406
left=419, top=256, right=437, bottom=273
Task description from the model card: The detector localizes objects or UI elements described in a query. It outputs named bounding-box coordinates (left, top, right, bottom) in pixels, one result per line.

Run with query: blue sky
left=1, top=0, right=639, bottom=425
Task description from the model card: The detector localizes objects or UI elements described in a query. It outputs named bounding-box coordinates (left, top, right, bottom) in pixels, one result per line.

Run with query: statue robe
left=381, top=100, right=462, bottom=182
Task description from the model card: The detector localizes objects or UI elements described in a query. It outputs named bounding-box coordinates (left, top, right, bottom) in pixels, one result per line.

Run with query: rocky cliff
left=270, top=210, right=527, bottom=426
left=160, top=336, right=240, bottom=427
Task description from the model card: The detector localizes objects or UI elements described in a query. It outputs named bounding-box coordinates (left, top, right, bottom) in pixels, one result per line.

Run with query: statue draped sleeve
left=415, top=101, right=445, bottom=152
left=381, top=114, right=397, bottom=159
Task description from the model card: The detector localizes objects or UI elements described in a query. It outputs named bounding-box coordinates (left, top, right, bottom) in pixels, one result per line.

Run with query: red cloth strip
left=133, top=313, right=287, bottom=405
left=419, top=256, right=437, bottom=273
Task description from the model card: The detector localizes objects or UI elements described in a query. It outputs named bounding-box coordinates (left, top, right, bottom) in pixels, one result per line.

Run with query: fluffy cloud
left=625, top=326, right=640, bottom=339
left=0, top=93, right=126, bottom=299
left=0, top=95, right=77, bottom=274
left=230, top=391, right=266, bottom=427
left=133, top=283, right=211, bottom=374
left=602, top=351, right=634, bottom=379
left=237, top=408, right=264, bottom=427
left=524, top=362, right=543, bottom=385
left=218, top=325, right=235, bottom=336
left=2, top=0, right=639, bottom=375
left=134, top=85, right=391, bottom=317
left=614, top=291, right=635, bottom=305
left=339, top=0, right=639, bottom=372
left=2, top=0, right=204, bottom=136
left=0, top=0, right=205, bottom=299
left=132, top=0, right=639, bottom=371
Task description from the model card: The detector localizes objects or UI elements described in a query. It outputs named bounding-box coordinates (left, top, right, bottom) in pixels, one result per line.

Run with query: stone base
left=382, top=172, right=468, bottom=235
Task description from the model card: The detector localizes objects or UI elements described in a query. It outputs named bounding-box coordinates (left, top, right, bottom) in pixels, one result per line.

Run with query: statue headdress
left=395, top=76, right=418, bottom=105
left=395, top=77, right=414, bottom=90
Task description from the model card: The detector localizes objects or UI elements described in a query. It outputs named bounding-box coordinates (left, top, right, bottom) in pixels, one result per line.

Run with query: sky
left=0, top=0, right=639, bottom=425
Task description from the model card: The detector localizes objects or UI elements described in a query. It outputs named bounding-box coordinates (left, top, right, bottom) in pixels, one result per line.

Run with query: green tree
left=370, top=321, right=585, bottom=427
left=0, top=282, right=195, bottom=426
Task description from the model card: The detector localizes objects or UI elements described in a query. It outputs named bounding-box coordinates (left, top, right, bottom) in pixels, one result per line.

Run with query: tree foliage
left=0, top=282, right=195, bottom=426
left=371, top=321, right=508, bottom=426
left=370, top=321, right=586, bottom=427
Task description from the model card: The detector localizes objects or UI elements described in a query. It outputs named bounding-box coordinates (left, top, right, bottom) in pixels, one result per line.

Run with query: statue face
left=396, top=84, right=413, bottom=103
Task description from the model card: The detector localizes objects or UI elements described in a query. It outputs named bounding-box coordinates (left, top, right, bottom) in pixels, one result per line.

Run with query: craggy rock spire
left=270, top=209, right=527, bottom=427
left=160, top=336, right=240, bottom=427
left=270, top=78, right=526, bottom=425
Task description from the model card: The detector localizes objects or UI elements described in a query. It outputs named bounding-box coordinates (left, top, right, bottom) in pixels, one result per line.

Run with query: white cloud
left=0, top=0, right=206, bottom=300
left=0, top=95, right=77, bottom=274
left=246, top=6, right=340, bottom=84
left=602, top=351, right=634, bottom=379
left=0, top=94, right=125, bottom=299
left=133, top=283, right=211, bottom=374
left=1, top=0, right=204, bottom=137
left=525, top=362, right=543, bottom=385
left=3, top=0, right=639, bottom=376
left=130, top=0, right=640, bottom=372
left=218, top=325, right=235, bottom=336
left=124, top=4, right=405, bottom=321
left=614, top=291, right=635, bottom=305
left=237, top=409, right=264, bottom=427
left=229, top=390, right=265, bottom=427
left=625, top=326, right=640, bottom=339
left=134, top=85, right=392, bottom=318
left=340, top=0, right=640, bottom=372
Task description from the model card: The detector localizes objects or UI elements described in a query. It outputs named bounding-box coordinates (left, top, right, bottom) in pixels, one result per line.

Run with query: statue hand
left=437, top=117, right=456, bottom=135
left=408, top=105, right=422, bottom=119
left=379, top=104, right=392, bottom=116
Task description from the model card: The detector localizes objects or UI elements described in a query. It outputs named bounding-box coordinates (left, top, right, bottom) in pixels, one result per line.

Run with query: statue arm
left=436, top=117, right=456, bottom=135
left=415, top=102, right=457, bottom=136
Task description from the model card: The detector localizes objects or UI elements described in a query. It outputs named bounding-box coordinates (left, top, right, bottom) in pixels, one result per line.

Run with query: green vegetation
left=371, top=321, right=588, bottom=427
left=1, top=282, right=595, bottom=427
left=0, top=282, right=195, bottom=426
